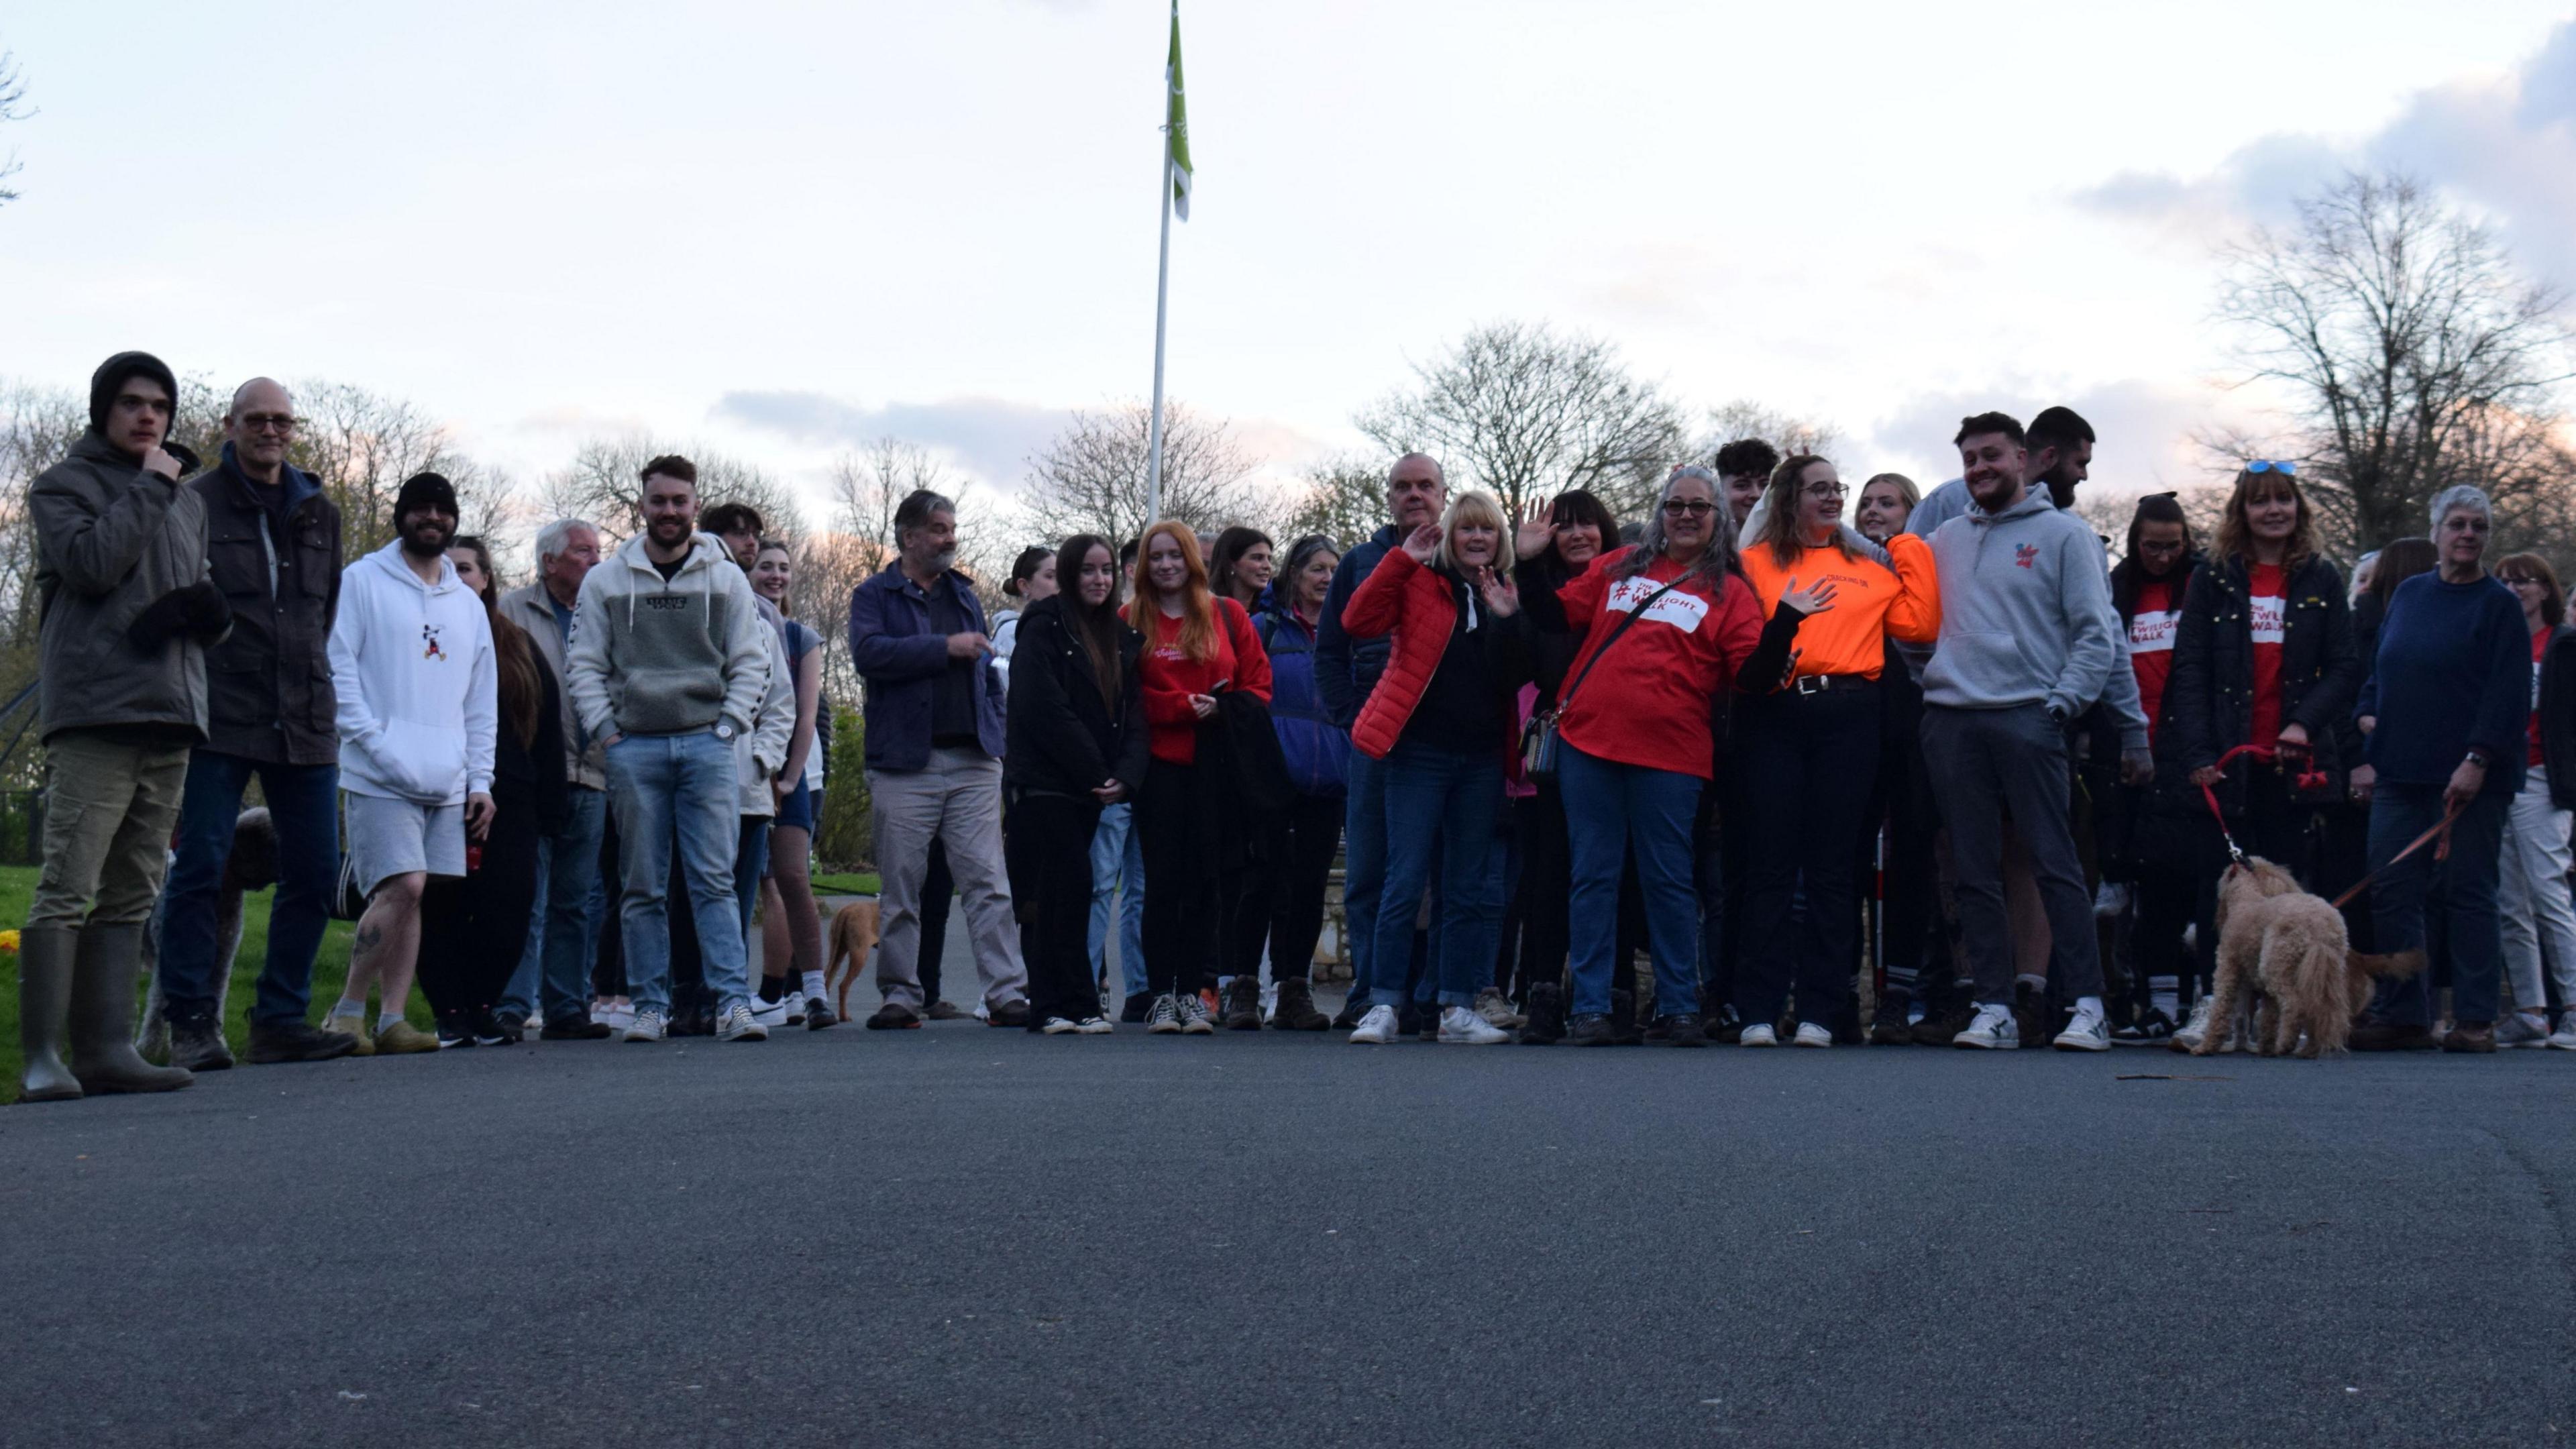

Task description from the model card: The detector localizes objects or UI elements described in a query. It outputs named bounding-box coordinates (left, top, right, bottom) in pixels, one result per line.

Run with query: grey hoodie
left=1921, top=488, right=2120, bottom=719
left=565, top=533, right=769, bottom=743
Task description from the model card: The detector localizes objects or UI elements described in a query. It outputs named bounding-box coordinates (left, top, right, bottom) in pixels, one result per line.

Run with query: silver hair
left=2429, top=484, right=2492, bottom=532
left=1618, top=467, right=1740, bottom=585
left=535, top=517, right=597, bottom=565
left=894, top=488, right=956, bottom=545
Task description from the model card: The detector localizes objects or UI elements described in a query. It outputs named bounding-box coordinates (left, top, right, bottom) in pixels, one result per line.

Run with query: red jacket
left=1134, top=596, right=1271, bottom=765
left=1340, top=547, right=1517, bottom=760
left=1553, top=547, right=1765, bottom=780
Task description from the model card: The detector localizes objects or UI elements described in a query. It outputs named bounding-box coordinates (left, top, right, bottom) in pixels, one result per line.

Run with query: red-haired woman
left=1126, top=523, right=1273, bottom=1034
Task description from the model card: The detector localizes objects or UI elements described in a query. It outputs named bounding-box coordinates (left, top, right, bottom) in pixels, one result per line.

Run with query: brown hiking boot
left=2349, top=1020, right=2437, bottom=1051
left=1269, top=979, right=1330, bottom=1031
left=2442, top=1020, right=2498, bottom=1054
left=1222, top=976, right=1263, bottom=1030
left=1911, top=1003, right=1975, bottom=1046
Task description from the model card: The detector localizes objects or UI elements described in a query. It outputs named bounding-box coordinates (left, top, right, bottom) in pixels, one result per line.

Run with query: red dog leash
left=2193, top=743, right=2457, bottom=908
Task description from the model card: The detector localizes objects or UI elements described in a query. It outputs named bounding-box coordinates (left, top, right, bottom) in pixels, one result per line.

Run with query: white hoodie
left=329, top=539, right=497, bottom=804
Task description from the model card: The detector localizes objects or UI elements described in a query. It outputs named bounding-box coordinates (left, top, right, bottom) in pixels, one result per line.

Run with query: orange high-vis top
left=1736, top=531, right=1941, bottom=682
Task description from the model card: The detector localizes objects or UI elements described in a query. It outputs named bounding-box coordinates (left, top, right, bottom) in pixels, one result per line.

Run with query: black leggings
left=1008, top=792, right=1102, bottom=1027
left=420, top=779, right=543, bottom=1021
left=1137, top=758, right=1220, bottom=997
left=1228, top=793, right=1343, bottom=985
left=1733, top=683, right=1882, bottom=1026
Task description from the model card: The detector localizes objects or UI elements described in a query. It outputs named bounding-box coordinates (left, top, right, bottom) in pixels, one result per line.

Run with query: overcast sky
left=5, top=1, right=2573, bottom=528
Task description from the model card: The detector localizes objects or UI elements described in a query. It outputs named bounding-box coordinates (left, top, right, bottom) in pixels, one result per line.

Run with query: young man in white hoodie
left=565, top=455, right=774, bottom=1043
left=323, top=473, right=496, bottom=1054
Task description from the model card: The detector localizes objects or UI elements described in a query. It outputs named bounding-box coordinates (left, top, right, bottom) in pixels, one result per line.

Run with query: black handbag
left=1521, top=575, right=1686, bottom=780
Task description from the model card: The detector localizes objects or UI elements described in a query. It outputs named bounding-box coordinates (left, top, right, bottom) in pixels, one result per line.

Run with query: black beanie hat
left=393, top=472, right=460, bottom=525
left=89, top=350, right=180, bottom=434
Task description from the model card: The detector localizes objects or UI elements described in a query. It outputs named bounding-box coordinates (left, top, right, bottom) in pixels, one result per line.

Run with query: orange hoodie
left=1737, top=532, right=1940, bottom=682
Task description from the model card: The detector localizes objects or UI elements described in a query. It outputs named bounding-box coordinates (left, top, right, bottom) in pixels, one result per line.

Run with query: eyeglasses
left=239, top=413, right=298, bottom=434
left=1803, top=482, right=1846, bottom=499
left=2246, top=460, right=2296, bottom=476
left=2137, top=538, right=2188, bottom=555
left=1661, top=499, right=1717, bottom=518
left=2505, top=576, right=2544, bottom=588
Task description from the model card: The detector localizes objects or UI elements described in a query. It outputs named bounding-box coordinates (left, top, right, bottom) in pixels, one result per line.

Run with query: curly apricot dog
left=2192, top=857, right=2423, bottom=1059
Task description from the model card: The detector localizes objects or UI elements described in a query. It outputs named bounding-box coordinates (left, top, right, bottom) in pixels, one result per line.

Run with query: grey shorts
left=345, top=792, right=467, bottom=897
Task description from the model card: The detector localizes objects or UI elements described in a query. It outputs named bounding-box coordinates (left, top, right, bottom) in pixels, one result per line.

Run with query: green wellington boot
left=17, top=927, right=85, bottom=1102
left=68, top=924, right=195, bottom=1095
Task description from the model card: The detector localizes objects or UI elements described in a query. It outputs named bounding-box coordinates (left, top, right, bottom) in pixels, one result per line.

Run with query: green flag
left=1165, top=1, right=1192, bottom=221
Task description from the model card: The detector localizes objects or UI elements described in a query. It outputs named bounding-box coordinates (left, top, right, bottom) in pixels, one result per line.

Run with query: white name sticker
left=2249, top=593, right=2285, bottom=645
left=2129, top=609, right=2178, bottom=655
left=1607, top=575, right=1709, bottom=632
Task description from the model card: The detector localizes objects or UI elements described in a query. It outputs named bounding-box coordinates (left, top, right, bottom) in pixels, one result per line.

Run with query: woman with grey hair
left=2351, top=483, right=2531, bottom=1051
left=1536, top=466, right=1794, bottom=1046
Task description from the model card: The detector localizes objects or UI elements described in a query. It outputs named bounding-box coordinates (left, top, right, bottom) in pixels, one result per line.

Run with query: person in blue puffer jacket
left=1226, top=534, right=1350, bottom=1030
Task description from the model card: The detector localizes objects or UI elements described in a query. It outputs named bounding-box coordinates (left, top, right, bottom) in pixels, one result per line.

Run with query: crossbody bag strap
left=1554, top=576, right=1687, bottom=714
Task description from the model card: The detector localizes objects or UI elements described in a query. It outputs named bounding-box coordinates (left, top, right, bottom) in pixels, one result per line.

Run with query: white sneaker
left=1739, top=1022, right=1779, bottom=1047
left=1039, top=1016, right=1080, bottom=1034
left=623, top=1008, right=667, bottom=1043
left=1438, top=1006, right=1509, bottom=1044
left=1792, top=1022, right=1833, bottom=1049
left=2171, top=996, right=2214, bottom=1053
left=1349, top=1004, right=1401, bottom=1044
left=2496, top=1012, right=2551, bottom=1049
left=1953, top=1004, right=2019, bottom=1050
left=2551, top=1013, right=2576, bottom=1051
left=1074, top=1016, right=1115, bottom=1035
left=1472, top=987, right=1526, bottom=1030
left=1146, top=994, right=1182, bottom=1034
left=2053, top=1006, right=2111, bottom=1052
left=715, top=1004, right=769, bottom=1042
left=2093, top=881, right=2132, bottom=920
left=749, top=995, right=790, bottom=1029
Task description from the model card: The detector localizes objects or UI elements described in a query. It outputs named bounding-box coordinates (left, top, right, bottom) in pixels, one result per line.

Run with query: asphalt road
left=5, top=992, right=2574, bottom=1448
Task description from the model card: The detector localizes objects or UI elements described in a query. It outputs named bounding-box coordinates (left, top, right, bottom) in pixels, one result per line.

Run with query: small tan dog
left=2192, top=856, right=2424, bottom=1058
left=825, top=899, right=881, bottom=1024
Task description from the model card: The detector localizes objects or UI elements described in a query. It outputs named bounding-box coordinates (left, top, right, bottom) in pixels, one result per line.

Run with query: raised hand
left=1400, top=523, right=1440, bottom=566
left=1474, top=565, right=1520, bottom=617
left=1514, top=517, right=1555, bottom=561
left=1778, top=576, right=1839, bottom=615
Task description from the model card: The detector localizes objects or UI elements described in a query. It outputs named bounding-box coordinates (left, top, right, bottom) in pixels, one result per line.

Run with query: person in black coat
left=421, top=539, right=571, bottom=1045
left=2102, top=494, right=2204, bottom=1042
left=1004, top=535, right=1150, bottom=1033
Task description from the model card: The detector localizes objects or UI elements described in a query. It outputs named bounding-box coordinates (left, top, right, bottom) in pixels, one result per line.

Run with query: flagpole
left=1144, top=127, right=1174, bottom=529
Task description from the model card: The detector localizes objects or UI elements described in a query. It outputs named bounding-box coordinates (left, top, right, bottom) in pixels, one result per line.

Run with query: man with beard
left=1316, top=452, right=1448, bottom=1027
left=156, top=379, right=361, bottom=1070
left=20, top=351, right=221, bottom=1102
left=565, top=455, right=775, bottom=1043
left=1915, top=413, right=2121, bottom=1052
left=847, top=488, right=1030, bottom=1028
left=322, top=472, right=497, bottom=1053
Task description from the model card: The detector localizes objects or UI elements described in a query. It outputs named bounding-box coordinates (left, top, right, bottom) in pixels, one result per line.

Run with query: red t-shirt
left=2530, top=626, right=2548, bottom=767
left=1552, top=547, right=1766, bottom=781
left=2128, top=578, right=2179, bottom=748
left=2247, top=564, right=2286, bottom=750
left=1132, top=596, right=1272, bottom=766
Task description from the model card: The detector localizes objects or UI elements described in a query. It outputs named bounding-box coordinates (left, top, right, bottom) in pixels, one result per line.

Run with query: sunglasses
left=2247, top=460, right=2297, bottom=476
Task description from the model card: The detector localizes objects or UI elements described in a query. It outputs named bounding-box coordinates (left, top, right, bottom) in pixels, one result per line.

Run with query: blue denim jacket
left=848, top=564, right=1007, bottom=771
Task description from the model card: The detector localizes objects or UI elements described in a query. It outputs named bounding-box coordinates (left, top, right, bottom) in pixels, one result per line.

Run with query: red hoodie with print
left=1132, top=595, right=1272, bottom=765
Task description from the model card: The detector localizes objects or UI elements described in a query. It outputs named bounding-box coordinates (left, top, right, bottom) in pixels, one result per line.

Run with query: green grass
left=810, top=872, right=879, bottom=897
left=3, top=863, right=400, bottom=1102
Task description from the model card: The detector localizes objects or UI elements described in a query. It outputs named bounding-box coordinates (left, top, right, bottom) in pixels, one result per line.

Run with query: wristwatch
left=2465, top=749, right=2491, bottom=769
left=714, top=722, right=737, bottom=742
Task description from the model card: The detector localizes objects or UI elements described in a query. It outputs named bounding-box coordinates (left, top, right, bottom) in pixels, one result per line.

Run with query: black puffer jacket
left=193, top=444, right=343, bottom=765
left=1002, top=594, right=1149, bottom=798
left=2536, top=623, right=2576, bottom=812
left=2168, top=553, right=2362, bottom=812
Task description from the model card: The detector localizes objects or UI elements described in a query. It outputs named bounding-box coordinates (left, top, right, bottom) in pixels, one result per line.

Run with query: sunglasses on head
left=2247, top=460, right=2296, bottom=476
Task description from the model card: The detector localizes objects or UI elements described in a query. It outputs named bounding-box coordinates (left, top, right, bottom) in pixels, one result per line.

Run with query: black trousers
left=1008, top=792, right=1102, bottom=1027
left=1228, top=792, right=1342, bottom=985
left=1733, top=682, right=1882, bottom=1026
left=1874, top=728, right=1948, bottom=1006
left=420, top=777, right=543, bottom=1021
left=918, top=839, right=954, bottom=1004
left=1509, top=782, right=1571, bottom=1000
left=1137, top=758, right=1220, bottom=996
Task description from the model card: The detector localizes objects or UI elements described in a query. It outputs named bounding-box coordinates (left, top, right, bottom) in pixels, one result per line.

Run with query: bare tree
left=1022, top=401, right=1255, bottom=546
left=1275, top=453, right=1392, bottom=551
left=830, top=436, right=955, bottom=552
left=1695, top=398, right=1841, bottom=467
left=0, top=52, right=30, bottom=207
left=2214, top=170, right=2575, bottom=553
left=539, top=435, right=804, bottom=547
left=1356, top=321, right=1686, bottom=525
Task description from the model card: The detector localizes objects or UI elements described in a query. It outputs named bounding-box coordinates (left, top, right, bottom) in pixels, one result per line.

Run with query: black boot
left=1271, top=979, right=1330, bottom=1030
left=68, top=925, right=195, bottom=1095
left=168, top=1014, right=235, bottom=1072
left=1517, top=982, right=1566, bottom=1044
left=17, top=926, right=83, bottom=1102
left=1609, top=989, right=1643, bottom=1046
left=1221, top=975, right=1263, bottom=1030
left=1870, top=987, right=1913, bottom=1046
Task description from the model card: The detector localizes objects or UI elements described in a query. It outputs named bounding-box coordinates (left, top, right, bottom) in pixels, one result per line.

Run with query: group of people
left=17, top=349, right=2573, bottom=1102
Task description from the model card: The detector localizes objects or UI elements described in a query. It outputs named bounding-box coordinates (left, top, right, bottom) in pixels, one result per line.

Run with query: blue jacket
left=848, top=563, right=1007, bottom=771
left=1253, top=588, right=1350, bottom=797
left=1314, top=523, right=1401, bottom=730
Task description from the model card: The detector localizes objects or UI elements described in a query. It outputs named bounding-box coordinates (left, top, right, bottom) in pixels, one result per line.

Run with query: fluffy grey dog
left=137, top=808, right=278, bottom=1059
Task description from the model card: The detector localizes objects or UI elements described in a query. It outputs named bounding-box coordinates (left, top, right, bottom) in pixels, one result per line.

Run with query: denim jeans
left=1366, top=739, right=1502, bottom=1012
left=606, top=730, right=750, bottom=1016
left=157, top=751, right=341, bottom=1026
left=1087, top=802, right=1148, bottom=998
left=1561, top=743, right=1701, bottom=1020
left=2368, top=781, right=2508, bottom=1026
left=1342, top=749, right=1390, bottom=1009
left=504, top=785, right=605, bottom=1024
